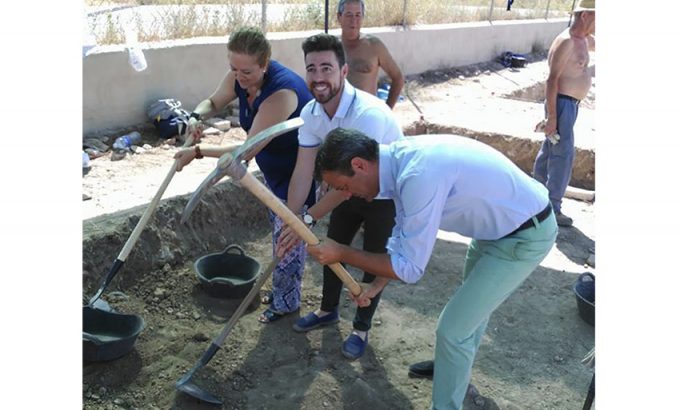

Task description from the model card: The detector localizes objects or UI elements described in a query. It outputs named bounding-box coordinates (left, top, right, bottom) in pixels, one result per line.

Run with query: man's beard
left=310, top=81, right=340, bottom=104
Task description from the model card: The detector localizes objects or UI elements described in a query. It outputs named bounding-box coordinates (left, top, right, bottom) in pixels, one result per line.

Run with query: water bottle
left=128, top=46, right=147, bottom=72
left=113, top=131, right=142, bottom=151
left=377, top=84, right=389, bottom=101
left=82, top=151, right=91, bottom=168
left=124, top=24, right=147, bottom=72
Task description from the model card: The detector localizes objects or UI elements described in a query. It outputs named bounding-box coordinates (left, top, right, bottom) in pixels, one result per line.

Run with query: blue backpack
left=147, top=99, right=190, bottom=139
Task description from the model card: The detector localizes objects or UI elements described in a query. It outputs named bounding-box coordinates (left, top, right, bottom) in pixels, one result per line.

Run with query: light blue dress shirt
left=378, top=135, right=550, bottom=283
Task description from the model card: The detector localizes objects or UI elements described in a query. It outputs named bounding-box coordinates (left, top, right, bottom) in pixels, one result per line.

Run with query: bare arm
left=375, top=39, right=404, bottom=109
left=306, top=188, right=350, bottom=220
left=545, top=39, right=573, bottom=136
left=176, top=84, right=297, bottom=170
left=241, top=89, right=298, bottom=160
left=202, top=71, right=239, bottom=116
left=287, top=146, right=319, bottom=215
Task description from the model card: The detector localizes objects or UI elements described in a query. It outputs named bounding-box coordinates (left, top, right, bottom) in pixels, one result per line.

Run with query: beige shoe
left=556, top=212, right=573, bottom=227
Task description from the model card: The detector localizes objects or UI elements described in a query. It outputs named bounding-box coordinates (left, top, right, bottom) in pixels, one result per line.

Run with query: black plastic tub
left=83, top=306, right=145, bottom=362
left=194, top=244, right=261, bottom=299
left=573, top=272, right=595, bottom=326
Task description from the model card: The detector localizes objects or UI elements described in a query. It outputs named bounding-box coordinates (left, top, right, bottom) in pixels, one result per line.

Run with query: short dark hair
left=301, top=33, right=346, bottom=68
left=337, top=0, right=365, bottom=15
left=227, top=26, right=271, bottom=67
left=315, top=128, right=378, bottom=181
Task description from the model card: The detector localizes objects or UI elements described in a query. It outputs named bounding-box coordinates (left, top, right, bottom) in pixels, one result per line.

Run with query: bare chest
left=345, top=45, right=379, bottom=74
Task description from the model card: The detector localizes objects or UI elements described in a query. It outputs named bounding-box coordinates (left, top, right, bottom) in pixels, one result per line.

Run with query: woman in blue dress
left=174, top=27, right=315, bottom=323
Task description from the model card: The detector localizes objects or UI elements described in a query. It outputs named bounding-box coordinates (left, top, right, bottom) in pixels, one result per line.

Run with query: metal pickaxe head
left=180, top=117, right=304, bottom=224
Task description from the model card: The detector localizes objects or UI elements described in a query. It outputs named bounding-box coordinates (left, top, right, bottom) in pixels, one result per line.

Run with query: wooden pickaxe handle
left=238, top=172, right=362, bottom=296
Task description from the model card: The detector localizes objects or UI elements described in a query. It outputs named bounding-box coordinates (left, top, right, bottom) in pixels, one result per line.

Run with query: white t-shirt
left=298, top=80, right=403, bottom=148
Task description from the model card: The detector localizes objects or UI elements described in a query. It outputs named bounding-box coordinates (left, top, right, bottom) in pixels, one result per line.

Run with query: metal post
left=402, top=0, right=408, bottom=29
left=488, top=0, right=495, bottom=22
left=325, top=0, right=329, bottom=33
left=261, top=0, right=267, bottom=33
left=545, top=0, right=551, bottom=19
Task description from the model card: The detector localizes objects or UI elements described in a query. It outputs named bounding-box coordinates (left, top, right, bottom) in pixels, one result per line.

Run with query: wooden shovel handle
left=238, top=172, right=362, bottom=296
left=118, top=133, right=196, bottom=261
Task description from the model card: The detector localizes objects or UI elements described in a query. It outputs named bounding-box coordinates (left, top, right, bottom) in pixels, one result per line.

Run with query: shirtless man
left=533, top=0, right=595, bottom=227
left=337, top=0, right=404, bottom=109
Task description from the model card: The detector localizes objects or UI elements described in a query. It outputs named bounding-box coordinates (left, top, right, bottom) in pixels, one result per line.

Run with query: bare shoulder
left=362, top=34, right=386, bottom=49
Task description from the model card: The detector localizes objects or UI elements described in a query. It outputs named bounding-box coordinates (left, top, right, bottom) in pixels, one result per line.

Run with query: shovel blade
left=176, top=380, right=223, bottom=405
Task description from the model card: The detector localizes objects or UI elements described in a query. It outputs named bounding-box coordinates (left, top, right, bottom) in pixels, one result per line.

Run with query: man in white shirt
left=278, top=33, right=403, bottom=360
left=307, top=128, right=558, bottom=410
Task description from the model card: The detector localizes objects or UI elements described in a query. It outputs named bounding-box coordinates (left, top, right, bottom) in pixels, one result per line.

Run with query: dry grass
left=87, top=0, right=575, bottom=45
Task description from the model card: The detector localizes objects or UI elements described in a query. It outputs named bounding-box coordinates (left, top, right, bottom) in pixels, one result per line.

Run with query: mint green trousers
left=431, top=213, right=558, bottom=409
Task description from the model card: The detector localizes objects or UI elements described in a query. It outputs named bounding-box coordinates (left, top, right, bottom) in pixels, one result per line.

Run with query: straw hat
left=574, top=0, right=595, bottom=12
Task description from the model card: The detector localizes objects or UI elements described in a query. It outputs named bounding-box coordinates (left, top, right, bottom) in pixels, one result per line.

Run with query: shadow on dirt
left=555, top=225, right=595, bottom=267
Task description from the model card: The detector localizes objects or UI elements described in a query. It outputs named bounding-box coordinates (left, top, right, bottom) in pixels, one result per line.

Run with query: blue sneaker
left=293, top=310, right=339, bottom=332
left=342, top=332, right=368, bottom=360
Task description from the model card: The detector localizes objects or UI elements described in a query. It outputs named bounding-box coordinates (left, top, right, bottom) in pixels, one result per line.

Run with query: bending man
left=307, top=128, right=558, bottom=409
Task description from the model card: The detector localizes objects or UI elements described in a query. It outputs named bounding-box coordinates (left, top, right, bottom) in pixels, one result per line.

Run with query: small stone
left=113, top=398, right=124, bottom=405
left=553, top=355, right=564, bottom=363
left=98, top=386, right=107, bottom=395
left=473, top=396, right=486, bottom=406
left=192, top=332, right=210, bottom=342
left=90, top=394, right=100, bottom=400
left=110, top=150, right=127, bottom=161
left=192, top=312, right=201, bottom=320
left=374, top=320, right=382, bottom=326
left=206, top=118, right=231, bottom=131
left=323, top=401, right=329, bottom=407
left=458, top=75, right=465, bottom=80
left=163, top=263, right=171, bottom=272
left=153, top=287, right=166, bottom=297
left=202, top=126, right=221, bottom=136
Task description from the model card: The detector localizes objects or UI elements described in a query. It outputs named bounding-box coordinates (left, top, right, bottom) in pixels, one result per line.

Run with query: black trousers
left=320, top=197, right=396, bottom=331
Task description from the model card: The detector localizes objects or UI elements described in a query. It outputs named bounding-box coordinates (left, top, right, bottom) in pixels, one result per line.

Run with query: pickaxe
left=181, top=117, right=362, bottom=296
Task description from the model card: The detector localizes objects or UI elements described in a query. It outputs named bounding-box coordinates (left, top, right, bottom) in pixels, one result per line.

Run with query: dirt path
left=83, top=53, right=596, bottom=409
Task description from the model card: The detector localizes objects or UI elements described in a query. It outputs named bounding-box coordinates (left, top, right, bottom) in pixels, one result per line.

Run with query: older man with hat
left=532, top=0, right=595, bottom=227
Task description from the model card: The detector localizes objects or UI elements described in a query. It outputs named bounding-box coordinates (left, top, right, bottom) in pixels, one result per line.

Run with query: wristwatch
left=302, top=212, right=316, bottom=228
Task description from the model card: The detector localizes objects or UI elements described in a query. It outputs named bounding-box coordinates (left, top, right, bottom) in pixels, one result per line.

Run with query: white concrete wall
left=83, top=18, right=568, bottom=134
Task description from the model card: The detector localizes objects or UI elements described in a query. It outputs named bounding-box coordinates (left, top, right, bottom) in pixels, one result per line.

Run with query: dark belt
left=505, top=204, right=553, bottom=237
left=558, top=93, right=580, bottom=104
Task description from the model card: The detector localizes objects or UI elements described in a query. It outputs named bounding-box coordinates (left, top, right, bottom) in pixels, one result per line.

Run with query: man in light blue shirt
left=306, top=128, right=558, bottom=410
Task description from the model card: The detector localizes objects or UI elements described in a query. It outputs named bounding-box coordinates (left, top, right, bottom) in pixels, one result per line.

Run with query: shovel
left=175, top=257, right=279, bottom=405
left=86, top=124, right=196, bottom=306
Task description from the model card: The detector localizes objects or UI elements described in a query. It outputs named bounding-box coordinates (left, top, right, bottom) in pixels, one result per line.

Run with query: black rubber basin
left=194, top=244, right=261, bottom=299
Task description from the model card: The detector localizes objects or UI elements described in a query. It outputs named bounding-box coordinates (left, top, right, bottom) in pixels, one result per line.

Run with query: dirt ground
left=82, top=54, right=596, bottom=410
